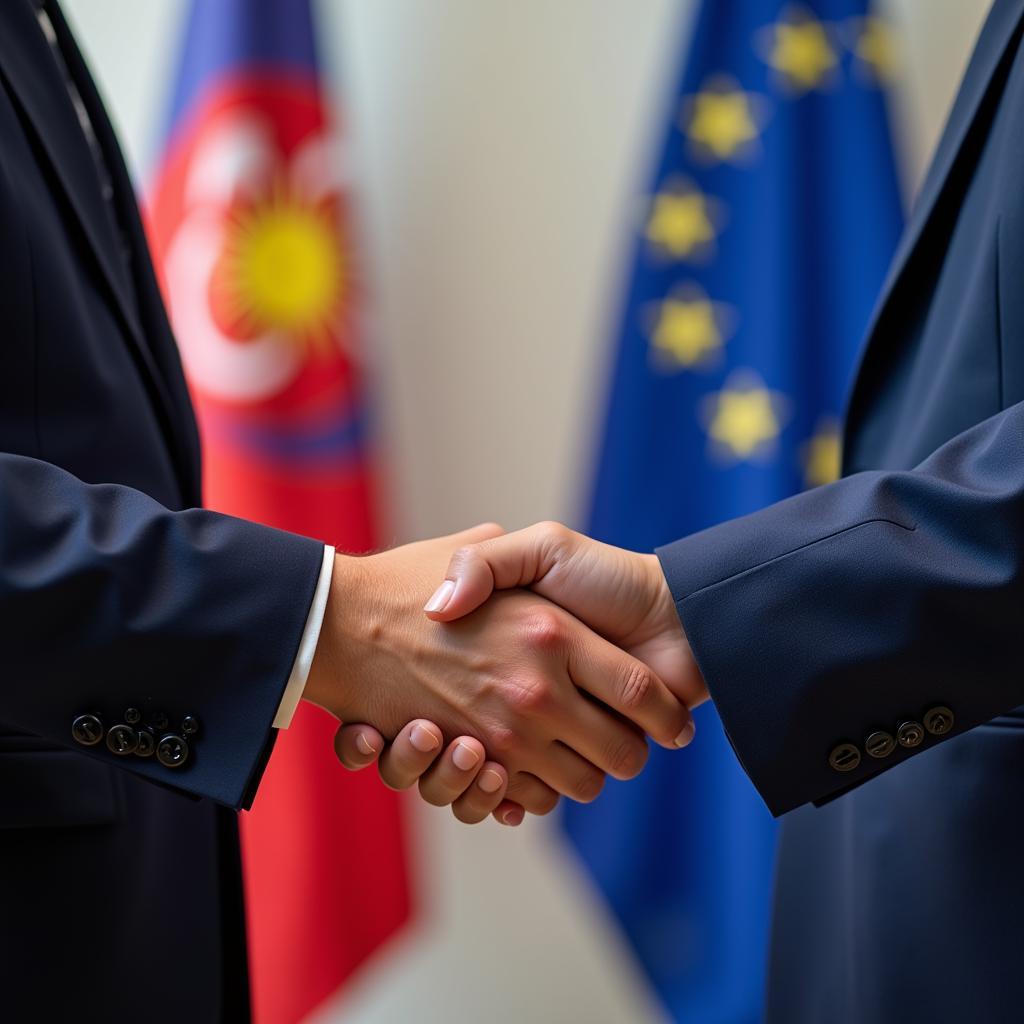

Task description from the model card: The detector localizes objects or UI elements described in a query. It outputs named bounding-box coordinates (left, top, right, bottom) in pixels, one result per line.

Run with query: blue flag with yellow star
left=564, top=3, right=903, bottom=1020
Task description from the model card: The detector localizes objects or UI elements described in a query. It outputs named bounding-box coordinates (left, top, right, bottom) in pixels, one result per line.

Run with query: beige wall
left=61, top=2, right=992, bottom=1021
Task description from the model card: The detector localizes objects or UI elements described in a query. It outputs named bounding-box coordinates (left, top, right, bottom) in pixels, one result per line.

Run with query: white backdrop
left=61, top=2, right=991, bottom=1021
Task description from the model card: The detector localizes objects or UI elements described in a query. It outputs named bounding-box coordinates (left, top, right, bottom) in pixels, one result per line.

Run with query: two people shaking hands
left=307, top=522, right=704, bottom=827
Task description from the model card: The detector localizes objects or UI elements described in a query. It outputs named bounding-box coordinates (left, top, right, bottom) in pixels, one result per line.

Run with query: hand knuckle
left=452, top=804, right=484, bottom=825
left=573, top=768, right=606, bottom=804
left=418, top=782, right=449, bottom=807
left=520, top=608, right=566, bottom=651
left=609, top=736, right=648, bottom=779
left=619, top=663, right=654, bottom=710
left=534, top=790, right=560, bottom=816
left=500, top=676, right=553, bottom=717
left=484, top=724, right=519, bottom=757
left=452, top=544, right=476, bottom=566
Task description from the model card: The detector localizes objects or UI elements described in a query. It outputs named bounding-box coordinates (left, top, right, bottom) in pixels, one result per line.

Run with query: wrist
left=640, top=553, right=685, bottom=639
left=305, top=553, right=373, bottom=719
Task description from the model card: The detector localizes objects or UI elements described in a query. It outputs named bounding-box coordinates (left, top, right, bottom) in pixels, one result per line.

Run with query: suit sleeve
left=656, top=400, right=1024, bottom=817
left=0, top=451, right=325, bottom=809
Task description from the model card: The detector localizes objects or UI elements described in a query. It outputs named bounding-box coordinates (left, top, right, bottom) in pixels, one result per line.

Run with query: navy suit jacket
left=0, top=2, right=323, bottom=1019
left=658, top=1, right=1024, bottom=1019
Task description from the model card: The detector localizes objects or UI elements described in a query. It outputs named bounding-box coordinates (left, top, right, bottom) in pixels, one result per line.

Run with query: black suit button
left=181, top=715, right=200, bottom=737
left=156, top=734, right=189, bottom=769
left=106, top=723, right=138, bottom=755
left=72, top=713, right=104, bottom=747
left=923, top=705, right=954, bottom=736
left=124, top=707, right=141, bottom=725
left=135, top=727, right=156, bottom=758
left=897, top=721, right=924, bottom=748
left=865, top=730, right=896, bottom=759
left=829, top=742, right=861, bottom=773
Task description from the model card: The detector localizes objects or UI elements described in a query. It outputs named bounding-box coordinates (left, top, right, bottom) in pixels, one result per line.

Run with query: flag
left=568, top=2, right=903, bottom=1020
left=148, top=3, right=411, bottom=1021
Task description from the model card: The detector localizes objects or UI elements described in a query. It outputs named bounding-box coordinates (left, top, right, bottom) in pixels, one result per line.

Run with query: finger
left=333, top=723, right=385, bottom=770
left=550, top=678, right=652, bottom=780
left=418, top=736, right=487, bottom=806
left=531, top=742, right=607, bottom=804
left=438, top=521, right=506, bottom=555
left=377, top=720, right=445, bottom=790
left=504, top=771, right=561, bottom=816
left=450, top=760, right=511, bottom=824
left=492, top=800, right=526, bottom=827
left=424, top=521, right=580, bottom=621
left=566, top=625, right=694, bottom=752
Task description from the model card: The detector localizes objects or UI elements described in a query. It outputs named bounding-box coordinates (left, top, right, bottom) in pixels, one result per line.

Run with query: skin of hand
left=334, top=719, right=525, bottom=826
left=305, top=524, right=694, bottom=817
left=421, top=522, right=708, bottom=714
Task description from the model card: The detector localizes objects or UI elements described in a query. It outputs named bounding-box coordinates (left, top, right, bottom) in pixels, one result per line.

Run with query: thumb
left=443, top=521, right=506, bottom=548
left=424, top=521, right=580, bottom=622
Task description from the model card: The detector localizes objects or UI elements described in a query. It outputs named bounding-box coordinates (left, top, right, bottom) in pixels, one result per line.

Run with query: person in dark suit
left=350, top=0, right=1024, bottom=1018
left=0, top=2, right=699, bottom=1019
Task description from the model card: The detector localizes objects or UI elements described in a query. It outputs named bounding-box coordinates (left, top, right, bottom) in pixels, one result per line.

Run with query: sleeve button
left=897, top=721, right=924, bottom=748
left=124, top=708, right=141, bottom=724
left=106, top=723, right=139, bottom=755
left=156, top=734, right=189, bottom=769
left=71, top=713, right=104, bottom=747
left=181, top=715, right=200, bottom=737
left=865, top=730, right=896, bottom=758
left=135, top=727, right=156, bottom=758
left=923, top=706, right=954, bottom=736
left=829, top=742, right=861, bottom=772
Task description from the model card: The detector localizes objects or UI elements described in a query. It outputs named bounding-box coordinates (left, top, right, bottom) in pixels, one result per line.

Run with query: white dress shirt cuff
left=273, top=544, right=335, bottom=729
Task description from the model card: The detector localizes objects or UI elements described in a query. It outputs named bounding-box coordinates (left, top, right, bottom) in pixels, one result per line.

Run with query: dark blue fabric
left=567, top=2, right=902, bottom=1020
left=658, top=0, right=1024, bottom=1019
left=0, top=2, right=324, bottom=1019
left=167, top=0, right=319, bottom=134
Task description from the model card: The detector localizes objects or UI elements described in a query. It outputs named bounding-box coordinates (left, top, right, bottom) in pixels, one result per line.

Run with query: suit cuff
left=272, top=544, right=335, bottom=729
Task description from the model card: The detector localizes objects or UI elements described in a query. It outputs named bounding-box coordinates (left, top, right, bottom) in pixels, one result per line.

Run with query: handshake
left=304, top=522, right=708, bottom=826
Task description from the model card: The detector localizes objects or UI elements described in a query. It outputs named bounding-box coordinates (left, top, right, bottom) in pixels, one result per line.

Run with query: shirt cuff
left=273, top=544, right=335, bottom=729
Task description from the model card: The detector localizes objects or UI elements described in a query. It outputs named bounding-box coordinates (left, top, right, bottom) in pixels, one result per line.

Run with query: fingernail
left=478, top=769, right=503, bottom=793
left=674, top=720, right=696, bottom=748
left=410, top=724, right=442, bottom=753
left=355, top=733, right=379, bottom=757
left=500, top=807, right=525, bottom=827
left=452, top=742, right=480, bottom=771
left=424, top=579, right=456, bottom=614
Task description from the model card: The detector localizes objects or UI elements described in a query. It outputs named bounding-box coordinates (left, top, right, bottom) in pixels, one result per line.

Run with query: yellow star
left=803, top=420, right=842, bottom=487
left=645, top=189, right=717, bottom=260
left=682, top=81, right=763, bottom=162
left=649, top=294, right=728, bottom=370
left=854, top=18, right=899, bottom=82
left=703, top=372, right=786, bottom=460
left=764, top=12, right=838, bottom=91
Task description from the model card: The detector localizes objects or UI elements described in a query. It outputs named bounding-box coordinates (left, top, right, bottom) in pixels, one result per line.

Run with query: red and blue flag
left=148, top=3, right=411, bottom=1021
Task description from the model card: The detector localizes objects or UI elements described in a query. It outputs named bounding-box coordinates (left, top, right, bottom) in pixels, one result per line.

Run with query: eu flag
left=565, top=2, right=903, bottom=1020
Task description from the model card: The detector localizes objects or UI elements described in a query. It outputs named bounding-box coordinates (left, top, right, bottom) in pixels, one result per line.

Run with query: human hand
left=305, top=524, right=693, bottom=814
left=334, top=719, right=527, bottom=826
left=423, top=521, right=708, bottom=716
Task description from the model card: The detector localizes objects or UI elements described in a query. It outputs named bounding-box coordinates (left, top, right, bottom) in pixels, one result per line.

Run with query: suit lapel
left=844, top=0, right=1024, bottom=457
left=0, top=0, right=201, bottom=504
left=45, top=0, right=204, bottom=504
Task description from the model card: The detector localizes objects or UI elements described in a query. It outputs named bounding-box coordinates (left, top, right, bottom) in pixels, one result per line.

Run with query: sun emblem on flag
left=212, top=184, right=346, bottom=350
left=161, top=114, right=355, bottom=402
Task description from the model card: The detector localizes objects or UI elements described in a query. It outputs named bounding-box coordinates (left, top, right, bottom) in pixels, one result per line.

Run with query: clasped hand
left=305, top=523, right=707, bottom=826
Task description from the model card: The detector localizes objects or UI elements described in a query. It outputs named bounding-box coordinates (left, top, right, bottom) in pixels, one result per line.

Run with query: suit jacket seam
left=677, top=516, right=917, bottom=605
